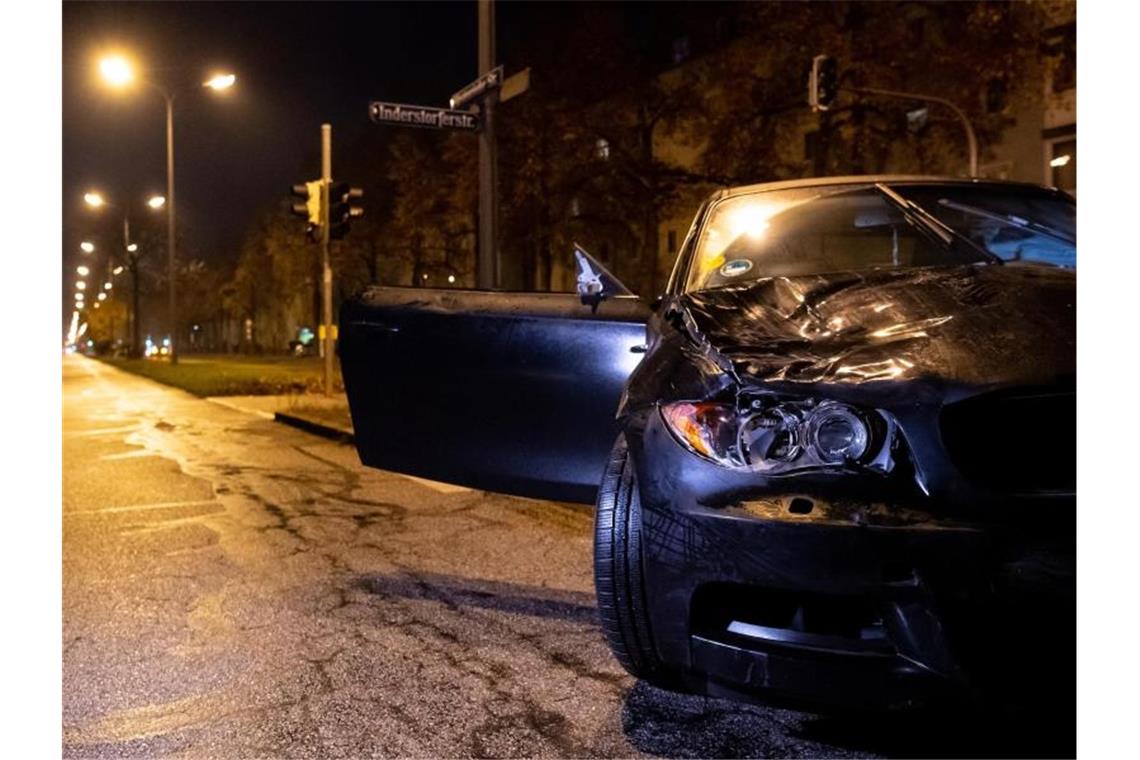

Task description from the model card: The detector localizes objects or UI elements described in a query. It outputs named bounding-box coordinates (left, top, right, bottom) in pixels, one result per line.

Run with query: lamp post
left=97, top=54, right=235, bottom=364
left=84, top=189, right=165, bottom=356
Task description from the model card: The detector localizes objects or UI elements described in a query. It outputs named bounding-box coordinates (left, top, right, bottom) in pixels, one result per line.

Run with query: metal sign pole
left=477, top=0, right=498, bottom=289
left=321, top=124, right=334, bottom=397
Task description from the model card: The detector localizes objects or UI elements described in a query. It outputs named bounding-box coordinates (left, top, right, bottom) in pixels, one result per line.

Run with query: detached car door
left=339, top=287, right=649, bottom=503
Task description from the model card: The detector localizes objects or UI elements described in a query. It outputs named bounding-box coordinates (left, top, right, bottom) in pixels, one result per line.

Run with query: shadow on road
left=620, top=679, right=1076, bottom=759
left=353, top=571, right=598, bottom=624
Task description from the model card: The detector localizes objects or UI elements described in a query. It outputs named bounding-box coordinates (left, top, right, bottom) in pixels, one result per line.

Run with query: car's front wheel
left=593, top=434, right=670, bottom=684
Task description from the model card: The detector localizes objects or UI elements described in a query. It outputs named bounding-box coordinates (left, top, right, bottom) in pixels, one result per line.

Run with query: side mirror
left=573, top=243, right=633, bottom=311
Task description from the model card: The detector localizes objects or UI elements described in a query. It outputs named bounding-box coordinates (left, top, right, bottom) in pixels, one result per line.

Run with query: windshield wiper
left=936, top=198, right=1076, bottom=246
left=874, top=183, right=998, bottom=263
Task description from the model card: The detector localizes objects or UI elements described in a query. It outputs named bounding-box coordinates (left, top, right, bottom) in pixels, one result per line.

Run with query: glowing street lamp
left=84, top=192, right=105, bottom=208
left=113, top=266, right=124, bottom=275
left=147, top=196, right=165, bottom=210
left=98, top=292, right=107, bottom=302
left=76, top=265, right=89, bottom=276
left=76, top=281, right=86, bottom=291
left=80, top=241, right=95, bottom=253
left=126, top=243, right=138, bottom=252
left=104, top=282, right=113, bottom=291
left=99, top=55, right=134, bottom=87
left=203, top=73, right=236, bottom=91
left=96, top=53, right=236, bottom=363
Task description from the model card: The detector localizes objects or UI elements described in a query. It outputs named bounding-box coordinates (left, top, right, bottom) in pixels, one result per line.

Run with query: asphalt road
left=62, top=355, right=1065, bottom=758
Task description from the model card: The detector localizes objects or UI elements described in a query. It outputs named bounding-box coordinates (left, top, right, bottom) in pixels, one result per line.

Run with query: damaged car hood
left=679, top=263, right=1075, bottom=390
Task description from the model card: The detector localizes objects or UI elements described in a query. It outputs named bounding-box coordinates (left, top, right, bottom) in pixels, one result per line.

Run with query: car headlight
left=661, top=398, right=890, bottom=474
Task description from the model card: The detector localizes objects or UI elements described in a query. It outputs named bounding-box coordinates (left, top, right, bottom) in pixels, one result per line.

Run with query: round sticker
left=720, top=259, right=753, bottom=277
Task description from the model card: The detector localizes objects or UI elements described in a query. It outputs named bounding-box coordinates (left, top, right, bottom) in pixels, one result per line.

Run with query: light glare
left=147, top=196, right=166, bottom=209
left=203, top=73, right=236, bottom=91
left=80, top=241, right=95, bottom=253
left=99, top=56, right=134, bottom=87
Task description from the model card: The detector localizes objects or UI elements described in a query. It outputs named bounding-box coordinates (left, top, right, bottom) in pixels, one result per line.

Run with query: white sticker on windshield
left=720, top=259, right=753, bottom=277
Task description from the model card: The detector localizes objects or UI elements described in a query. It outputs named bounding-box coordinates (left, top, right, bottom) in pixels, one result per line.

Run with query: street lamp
left=80, top=241, right=95, bottom=253
left=76, top=265, right=89, bottom=276
left=98, top=54, right=236, bottom=364
left=83, top=192, right=105, bottom=208
left=146, top=196, right=165, bottom=210
left=76, top=281, right=86, bottom=291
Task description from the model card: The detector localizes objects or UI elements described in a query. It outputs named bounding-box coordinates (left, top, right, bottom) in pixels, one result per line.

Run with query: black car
left=338, top=176, right=1075, bottom=711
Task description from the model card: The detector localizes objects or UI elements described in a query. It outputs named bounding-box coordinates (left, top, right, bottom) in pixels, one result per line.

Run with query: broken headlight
left=660, top=398, right=894, bottom=475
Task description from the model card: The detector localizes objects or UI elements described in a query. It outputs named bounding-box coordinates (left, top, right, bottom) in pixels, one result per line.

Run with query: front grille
left=939, top=386, right=1075, bottom=495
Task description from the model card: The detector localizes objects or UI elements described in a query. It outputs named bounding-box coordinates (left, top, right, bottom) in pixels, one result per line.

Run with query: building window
left=1045, top=23, right=1076, bottom=93
left=1048, top=138, right=1076, bottom=194
left=595, top=138, right=610, bottom=160
left=804, top=130, right=820, bottom=162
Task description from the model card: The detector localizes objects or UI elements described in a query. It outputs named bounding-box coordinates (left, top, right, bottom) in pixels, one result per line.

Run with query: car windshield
left=685, top=182, right=1075, bottom=292
left=686, top=184, right=992, bottom=292
left=892, top=185, right=1075, bottom=268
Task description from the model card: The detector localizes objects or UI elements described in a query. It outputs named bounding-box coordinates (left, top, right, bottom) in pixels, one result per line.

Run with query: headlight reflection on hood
left=661, top=397, right=895, bottom=475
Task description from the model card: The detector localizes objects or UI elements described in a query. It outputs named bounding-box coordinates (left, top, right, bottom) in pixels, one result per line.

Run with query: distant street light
left=203, top=73, right=236, bottom=91
left=103, top=282, right=112, bottom=291
left=97, top=292, right=107, bottom=301
left=98, top=53, right=237, bottom=364
left=84, top=192, right=105, bottom=208
left=76, top=281, right=86, bottom=291
left=82, top=190, right=163, bottom=357
left=80, top=241, right=95, bottom=253
left=76, top=265, right=89, bottom=276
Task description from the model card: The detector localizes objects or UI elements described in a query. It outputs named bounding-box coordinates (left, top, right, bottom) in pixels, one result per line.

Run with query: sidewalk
left=207, top=393, right=354, bottom=439
left=209, top=392, right=473, bottom=495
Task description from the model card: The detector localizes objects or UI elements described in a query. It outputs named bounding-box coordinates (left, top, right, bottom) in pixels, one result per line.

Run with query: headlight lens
left=806, top=402, right=869, bottom=464
left=661, top=398, right=883, bottom=474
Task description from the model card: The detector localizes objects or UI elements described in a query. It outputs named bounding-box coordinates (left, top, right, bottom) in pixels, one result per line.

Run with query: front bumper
left=629, top=412, right=1075, bottom=710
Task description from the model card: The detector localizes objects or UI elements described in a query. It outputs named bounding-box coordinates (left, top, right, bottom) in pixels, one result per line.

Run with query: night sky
left=63, top=1, right=486, bottom=272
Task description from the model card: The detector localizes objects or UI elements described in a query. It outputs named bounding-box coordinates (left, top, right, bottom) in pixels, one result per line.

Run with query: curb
left=273, top=412, right=355, bottom=444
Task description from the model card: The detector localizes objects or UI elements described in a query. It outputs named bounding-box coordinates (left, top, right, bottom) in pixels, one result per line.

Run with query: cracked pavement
left=63, top=356, right=1066, bottom=758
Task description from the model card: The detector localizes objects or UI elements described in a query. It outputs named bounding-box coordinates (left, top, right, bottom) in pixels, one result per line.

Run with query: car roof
left=714, top=175, right=1060, bottom=200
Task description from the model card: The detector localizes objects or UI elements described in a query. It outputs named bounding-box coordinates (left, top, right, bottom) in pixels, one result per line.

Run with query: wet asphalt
left=62, top=355, right=1069, bottom=758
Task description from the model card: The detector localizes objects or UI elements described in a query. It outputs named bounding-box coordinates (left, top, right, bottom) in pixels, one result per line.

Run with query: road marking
left=403, top=475, right=470, bottom=494
left=99, top=449, right=157, bottom=461
left=66, top=425, right=140, bottom=437
left=66, top=500, right=220, bottom=516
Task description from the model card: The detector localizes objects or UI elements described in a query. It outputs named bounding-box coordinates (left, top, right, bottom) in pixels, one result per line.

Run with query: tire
left=594, top=434, right=668, bottom=683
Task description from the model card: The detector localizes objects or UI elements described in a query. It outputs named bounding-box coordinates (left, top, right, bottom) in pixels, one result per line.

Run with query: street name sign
left=369, top=102, right=480, bottom=131
left=450, top=65, right=504, bottom=109
left=500, top=67, right=531, bottom=103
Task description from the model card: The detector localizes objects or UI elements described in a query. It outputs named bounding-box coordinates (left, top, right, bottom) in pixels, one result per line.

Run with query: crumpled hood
left=679, top=264, right=1075, bottom=390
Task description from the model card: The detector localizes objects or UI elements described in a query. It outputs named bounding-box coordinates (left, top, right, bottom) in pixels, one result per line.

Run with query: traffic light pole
left=321, top=123, right=334, bottom=397
left=848, top=86, right=978, bottom=177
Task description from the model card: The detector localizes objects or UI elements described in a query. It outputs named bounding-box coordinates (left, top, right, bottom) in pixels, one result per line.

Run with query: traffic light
left=291, top=180, right=322, bottom=239
left=808, top=54, right=839, bottom=112
left=328, top=182, right=364, bottom=240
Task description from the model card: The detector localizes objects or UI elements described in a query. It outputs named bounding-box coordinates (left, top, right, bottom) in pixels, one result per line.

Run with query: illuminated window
left=1050, top=138, right=1076, bottom=194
